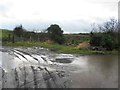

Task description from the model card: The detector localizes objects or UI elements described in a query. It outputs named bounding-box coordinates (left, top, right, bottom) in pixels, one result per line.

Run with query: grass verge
left=3, top=41, right=118, bottom=55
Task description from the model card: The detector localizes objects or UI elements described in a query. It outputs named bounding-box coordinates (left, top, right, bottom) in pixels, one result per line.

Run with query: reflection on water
left=70, top=55, right=118, bottom=88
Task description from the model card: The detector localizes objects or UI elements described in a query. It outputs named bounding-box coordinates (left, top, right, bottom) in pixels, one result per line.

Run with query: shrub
left=47, top=24, right=65, bottom=44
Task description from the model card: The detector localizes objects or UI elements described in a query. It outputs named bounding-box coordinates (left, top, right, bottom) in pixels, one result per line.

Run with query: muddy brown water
left=0, top=47, right=118, bottom=88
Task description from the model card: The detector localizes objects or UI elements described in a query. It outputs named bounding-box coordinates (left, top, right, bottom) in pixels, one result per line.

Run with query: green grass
left=1, top=29, right=118, bottom=55
left=3, top=41, right=89, bottom=54
left=3, top=41, right=118, bottom=55
left=64, top=34, right=90, bottom=45
left=0, top=29, right=13, bottom=38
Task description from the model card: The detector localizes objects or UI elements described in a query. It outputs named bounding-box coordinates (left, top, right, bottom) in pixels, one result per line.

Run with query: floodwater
left=0, top=47, right=118, bottom=88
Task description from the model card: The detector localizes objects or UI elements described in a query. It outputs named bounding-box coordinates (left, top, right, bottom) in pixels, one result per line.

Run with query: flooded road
left=0, top=47, right=118, bottom=88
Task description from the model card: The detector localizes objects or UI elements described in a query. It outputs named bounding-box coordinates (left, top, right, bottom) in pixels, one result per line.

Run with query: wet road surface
left=0, top=47, right=118, bottom=88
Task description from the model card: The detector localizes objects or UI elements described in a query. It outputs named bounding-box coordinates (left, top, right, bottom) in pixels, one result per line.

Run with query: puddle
left=55, top=58, right=73, bottom=63
left=0, top=47, right=118, bottom=88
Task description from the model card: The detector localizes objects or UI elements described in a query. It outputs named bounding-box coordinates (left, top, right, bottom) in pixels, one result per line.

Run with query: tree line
left=3, top=18, right=120, bottom=51
left=11, top=24, right=64, bottom=44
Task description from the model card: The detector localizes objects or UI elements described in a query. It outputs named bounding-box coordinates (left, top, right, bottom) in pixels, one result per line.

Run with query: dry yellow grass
left=76, top=42, right=90, bottom=49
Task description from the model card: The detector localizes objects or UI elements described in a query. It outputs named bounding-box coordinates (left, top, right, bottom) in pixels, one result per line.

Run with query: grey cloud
left=59, top=20, right=92, bottom=33
left=0, top=4, right=10, bottom=17
left=0, top=1, right=13, bottom=18
left=1, top=19, right=92, bottom=33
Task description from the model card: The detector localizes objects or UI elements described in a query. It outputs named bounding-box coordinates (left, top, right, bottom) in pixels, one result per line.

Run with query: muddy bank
left=0, top=47, right=118, bottom=88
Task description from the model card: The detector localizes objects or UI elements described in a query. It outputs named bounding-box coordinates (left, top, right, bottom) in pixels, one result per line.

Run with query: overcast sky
left=0, top=0, right=118, bottom=33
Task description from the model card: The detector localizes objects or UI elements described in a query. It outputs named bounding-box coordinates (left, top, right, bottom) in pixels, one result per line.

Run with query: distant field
left=0, top=29, right=13, bottom=38
left=1, top=29, right=90, bottom=44
left=64, top=33, right=90, bottom=45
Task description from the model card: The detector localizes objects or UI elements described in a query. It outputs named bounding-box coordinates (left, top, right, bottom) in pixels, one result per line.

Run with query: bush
left=90, top=18, right=119, bottom=51
left=101, top=34, right=115, bottom=50
left=13, top=25, right=26, bottom=37
left=47, top=24, right=65, bottom=44
left=90, top=33, right=102, bottom=46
